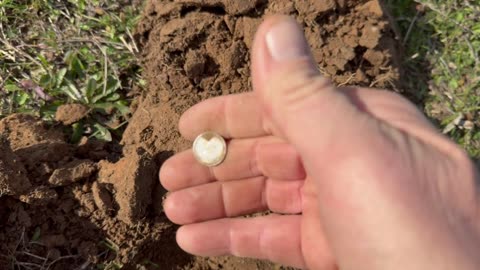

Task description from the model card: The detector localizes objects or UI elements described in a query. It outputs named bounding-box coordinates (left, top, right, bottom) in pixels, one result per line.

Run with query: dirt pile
left=135, top=0, right=399, bottom=116
left=0, top=114, right=192, bottom=269
left=0, top=0, right=401, bottom=269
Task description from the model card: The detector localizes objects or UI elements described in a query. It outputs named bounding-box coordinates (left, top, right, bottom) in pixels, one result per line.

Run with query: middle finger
left=160, top=136, right=306, bottom=191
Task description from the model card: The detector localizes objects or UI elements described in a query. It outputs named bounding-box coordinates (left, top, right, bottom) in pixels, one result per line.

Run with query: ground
left=0, top=0, right=478, bottom=269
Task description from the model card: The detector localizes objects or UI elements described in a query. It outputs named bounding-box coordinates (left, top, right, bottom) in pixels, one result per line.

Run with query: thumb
left=251, top=16, right=371, bottom=165
left=250, top=16, right=399, bottom=269
left=251, top=16, right=387, bottom=269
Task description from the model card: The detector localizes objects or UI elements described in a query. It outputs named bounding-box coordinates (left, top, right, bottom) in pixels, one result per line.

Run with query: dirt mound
left=135, top=0, right=399, bottom=116
left=0, top=114, right=191, bottom=269
left=0, top=0, right=401, bottom=269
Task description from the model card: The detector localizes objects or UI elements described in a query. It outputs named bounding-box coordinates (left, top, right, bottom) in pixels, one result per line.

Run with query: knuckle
left=267, top=63, right=335, bottom=112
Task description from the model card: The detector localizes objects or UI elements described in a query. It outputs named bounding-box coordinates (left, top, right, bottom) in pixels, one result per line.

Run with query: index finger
left=179, top=92, right=268, bottom=140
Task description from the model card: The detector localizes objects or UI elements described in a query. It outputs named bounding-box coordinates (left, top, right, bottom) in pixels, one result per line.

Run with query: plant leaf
left=92, top=123, right=112, bottom=142
left=56, top=68, right=67, bottom=88
left=86, top=77, right=97, bottom=102
left=31, top=227, right=41, bottom=242
left=114, top=100, right=130, bottom=116
left=105, top=93, right=120, bottom=102
left=71, top=122, right=84, bottom=143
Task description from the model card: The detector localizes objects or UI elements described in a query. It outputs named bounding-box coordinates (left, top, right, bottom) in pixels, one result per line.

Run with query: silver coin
left=192, top=131, right=227, bottom=167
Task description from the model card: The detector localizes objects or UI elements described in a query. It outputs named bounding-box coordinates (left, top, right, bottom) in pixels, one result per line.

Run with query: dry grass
left=0, top=228, right=79, bottom=270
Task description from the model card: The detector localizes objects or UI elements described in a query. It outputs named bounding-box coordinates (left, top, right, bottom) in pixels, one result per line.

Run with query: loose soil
left=55, top=104, right=90, bottom=126
left=0, top=0, right=401, bottom=269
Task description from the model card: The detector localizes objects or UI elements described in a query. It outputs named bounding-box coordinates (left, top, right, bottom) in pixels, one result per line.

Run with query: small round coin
left=192, top=131, right=227, bottom=167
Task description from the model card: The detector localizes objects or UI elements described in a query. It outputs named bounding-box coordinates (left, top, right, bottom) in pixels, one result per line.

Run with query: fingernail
left=265, top=18, right=310, bottom=61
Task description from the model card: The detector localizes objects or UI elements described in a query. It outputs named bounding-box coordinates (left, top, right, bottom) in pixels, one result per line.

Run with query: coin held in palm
left=192, top=131, right=227, bottom=167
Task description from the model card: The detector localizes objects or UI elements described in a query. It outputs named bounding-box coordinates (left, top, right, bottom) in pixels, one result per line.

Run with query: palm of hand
left=160, top=86, right=479, bottom=269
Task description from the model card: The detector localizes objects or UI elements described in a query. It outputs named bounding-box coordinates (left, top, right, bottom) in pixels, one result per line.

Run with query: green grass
left=2, top=0, right=478, bottom=156
left=421, top=0, right=480, bottom=158
left=0, top=0, right=143, bottom=142
left=385, top=0, right=480, bottom=158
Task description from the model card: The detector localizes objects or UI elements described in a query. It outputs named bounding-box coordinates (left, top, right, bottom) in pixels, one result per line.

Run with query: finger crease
left=219, top=183, right=229, bottom=217
left=223, top=97, right=233, bottom=138
left=261, top=178, right=269, bottom=211
left=209, top=166, right=220, bottom=181
left=249, top=140, right=261, bottom=177
left=261, top=111, right=271, bottom=134
left=292, top=182, right=304, bottom=214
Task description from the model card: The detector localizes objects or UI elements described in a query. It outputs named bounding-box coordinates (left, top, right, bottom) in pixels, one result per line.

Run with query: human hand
left=159, top=16, right=480, bottom=269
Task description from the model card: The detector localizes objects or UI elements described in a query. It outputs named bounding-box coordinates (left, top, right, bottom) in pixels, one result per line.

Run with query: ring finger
left=164, top=176, right=304, bottom=225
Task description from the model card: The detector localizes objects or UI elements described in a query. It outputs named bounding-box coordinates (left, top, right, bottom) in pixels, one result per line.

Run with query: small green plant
left=141, top=259, right=160, bottom=269
left=0, top=0, right=142, bottom=142
left=31, top=227, right=41, bottom=242
left=100, top=238, right=120, bottom=253
left=97, top=238, right=123, bottom=269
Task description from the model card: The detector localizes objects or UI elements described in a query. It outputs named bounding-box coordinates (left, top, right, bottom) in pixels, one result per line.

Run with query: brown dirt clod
left=55, top=103, right=90, bottom=125
left=48, top=159, right=97, bottom=187
left=91, top=181, right=114, bottom=215
left=0, top=114, right=65, bottom=151
left=98, top=148, right=158, bottom=224
left=18, top=186, right=58, bottom=205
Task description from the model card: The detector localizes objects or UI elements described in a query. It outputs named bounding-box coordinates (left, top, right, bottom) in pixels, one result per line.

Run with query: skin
left=159, top=16, right=480, bottom=269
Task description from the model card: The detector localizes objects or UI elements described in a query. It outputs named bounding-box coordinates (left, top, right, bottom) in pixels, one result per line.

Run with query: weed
left=0, top=0, right=142, bottom=142
left=384, top=0, right=433, bottom=103
left=420, top=0, right=480, bottom=158
left=96, top=261, right=123, bottom=270
left=140, top=259, right=160, bottom=269
left=100, top=238, right=119, bottom=254
left=385, top=0, right=480, bottom=158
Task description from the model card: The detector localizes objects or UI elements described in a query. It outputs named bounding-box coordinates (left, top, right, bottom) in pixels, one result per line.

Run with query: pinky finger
left=177, top=215, right=308, bottom=269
